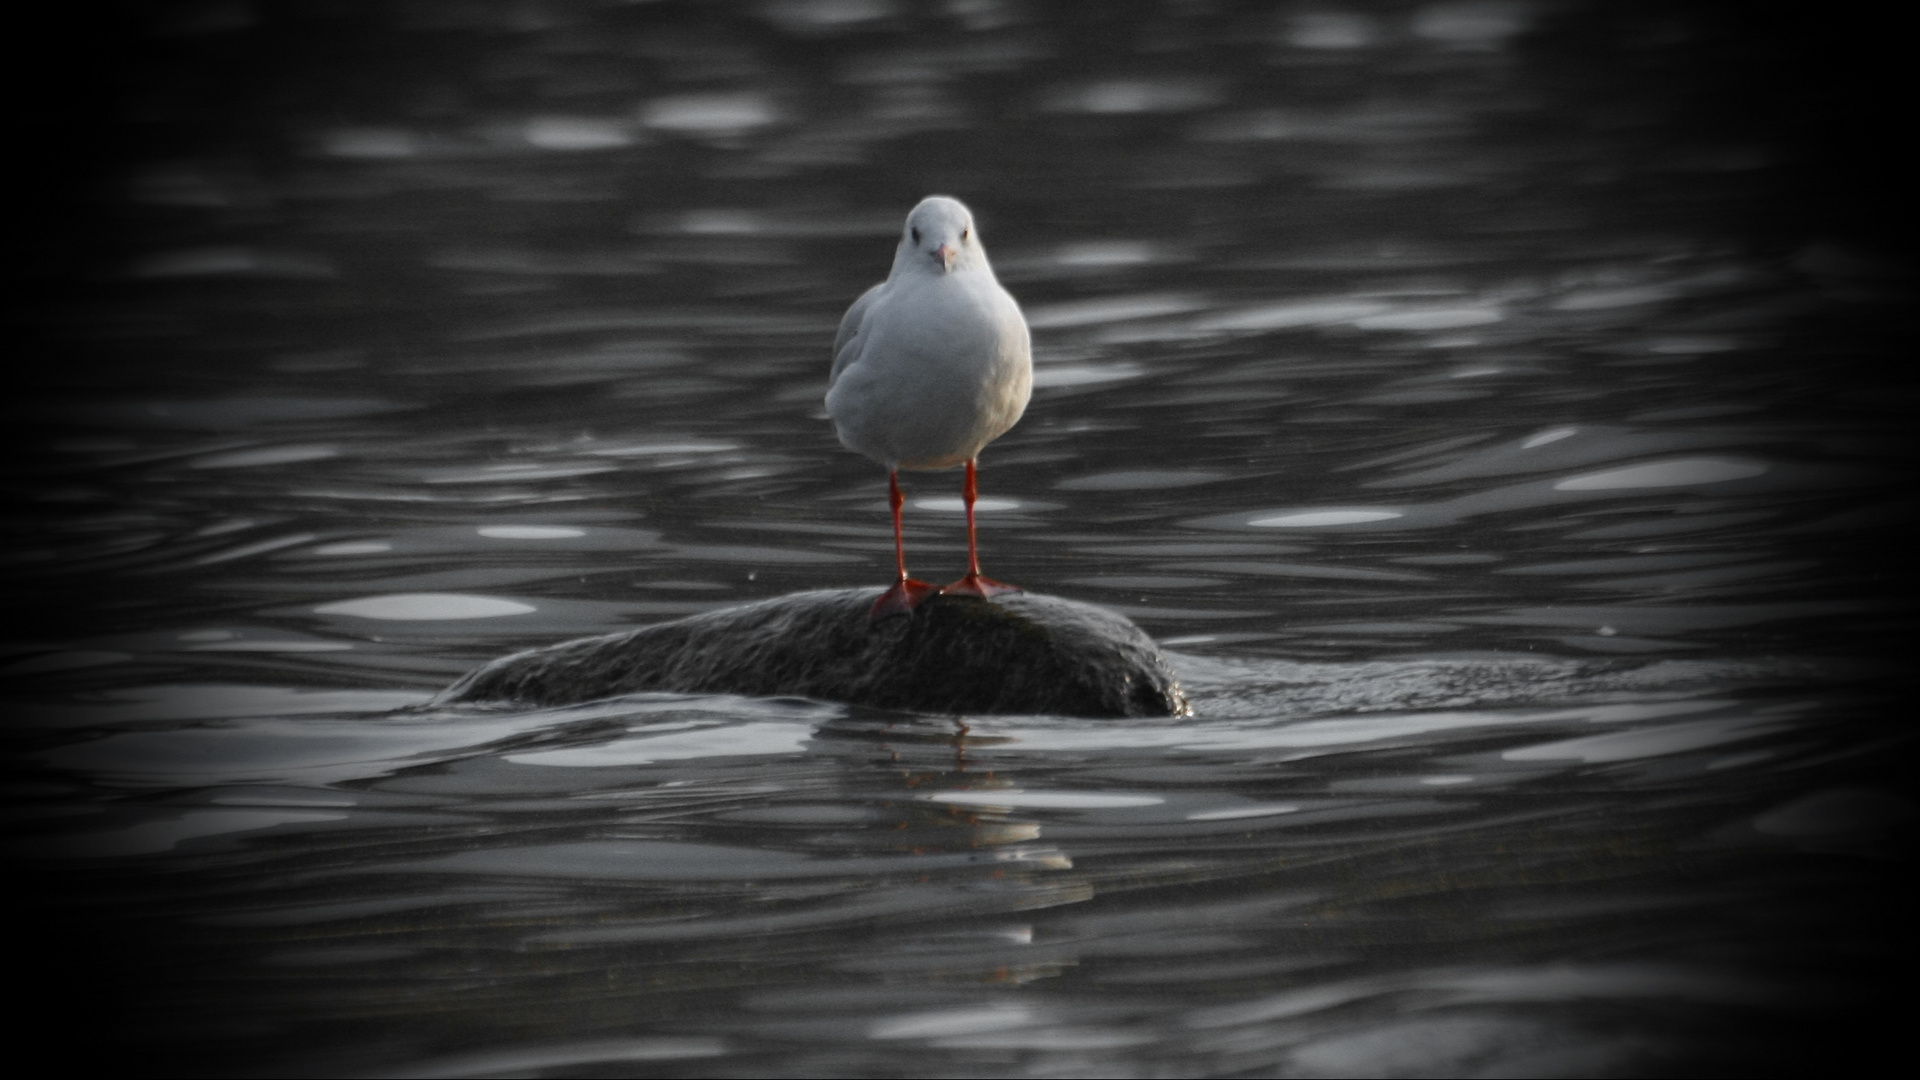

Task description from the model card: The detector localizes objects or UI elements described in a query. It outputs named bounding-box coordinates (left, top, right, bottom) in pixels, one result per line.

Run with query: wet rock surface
left=437, top=588, right=1191, bottom=718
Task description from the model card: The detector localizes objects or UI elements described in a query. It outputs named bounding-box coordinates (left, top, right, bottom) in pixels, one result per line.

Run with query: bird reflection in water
left=828, top=712, right=1061, bottom=862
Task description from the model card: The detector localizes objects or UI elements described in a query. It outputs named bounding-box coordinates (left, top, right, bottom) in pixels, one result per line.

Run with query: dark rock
left=436, top=588, right=1190, bottom=718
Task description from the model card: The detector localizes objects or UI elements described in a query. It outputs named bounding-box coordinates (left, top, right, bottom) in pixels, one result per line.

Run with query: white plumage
left=825, top=196, right=1032, bottom=615
left=827, top=197, right=1031, bottom=467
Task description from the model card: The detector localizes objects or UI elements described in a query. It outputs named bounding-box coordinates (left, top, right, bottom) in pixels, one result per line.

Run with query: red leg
left=942, top=458, right=1020, bottom=598
left=871, top=467, right=936, bottom=618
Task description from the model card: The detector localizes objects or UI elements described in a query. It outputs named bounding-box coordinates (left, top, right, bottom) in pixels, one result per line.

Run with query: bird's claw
left=870, top=578, right=938, bottom=619
left=940, top=573, right=1020, bottom=599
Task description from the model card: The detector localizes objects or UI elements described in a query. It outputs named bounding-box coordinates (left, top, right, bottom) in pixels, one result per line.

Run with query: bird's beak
left=934, top=244, right=956, bottom=272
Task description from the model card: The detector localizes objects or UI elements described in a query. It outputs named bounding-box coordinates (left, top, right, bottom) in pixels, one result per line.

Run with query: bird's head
left=894, top=195, right=985, bottom=277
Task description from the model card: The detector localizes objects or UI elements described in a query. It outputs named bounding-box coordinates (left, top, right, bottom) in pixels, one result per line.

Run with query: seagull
left=826, top=196, right=1033, bottom=618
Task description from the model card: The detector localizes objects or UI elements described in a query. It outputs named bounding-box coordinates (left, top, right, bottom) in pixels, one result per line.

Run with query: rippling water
left=6, top=2, right=1913, bottom=1076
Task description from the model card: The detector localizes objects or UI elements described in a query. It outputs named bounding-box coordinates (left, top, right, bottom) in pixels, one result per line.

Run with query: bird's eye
left=910, top=227, right=920, bottom=244
left=960, top=227, right=970, bottom=242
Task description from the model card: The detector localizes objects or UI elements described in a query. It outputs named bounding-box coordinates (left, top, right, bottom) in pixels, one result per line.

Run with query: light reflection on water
left=5, top=1, right=1912, bottom=1076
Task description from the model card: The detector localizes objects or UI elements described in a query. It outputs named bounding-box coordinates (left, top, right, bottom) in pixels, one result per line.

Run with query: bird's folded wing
left=830, top=281, right=887, bottom=384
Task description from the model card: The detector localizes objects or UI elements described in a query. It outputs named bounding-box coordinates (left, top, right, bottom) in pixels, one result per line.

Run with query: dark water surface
left=6, top=2, right=1914, bottom=1076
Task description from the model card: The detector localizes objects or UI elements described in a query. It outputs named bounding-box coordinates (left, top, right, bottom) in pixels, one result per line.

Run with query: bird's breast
left=874, top=279, right=1026, bottom=369
left=825, top=273, right=1031, bottom=469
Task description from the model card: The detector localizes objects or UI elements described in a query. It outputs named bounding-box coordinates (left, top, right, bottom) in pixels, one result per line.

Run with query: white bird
left=826, top=195, right=1033, bottom=618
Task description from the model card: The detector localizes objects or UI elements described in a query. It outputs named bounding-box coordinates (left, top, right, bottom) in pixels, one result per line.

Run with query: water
left=6, top=3, right=1913, bottom=1076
